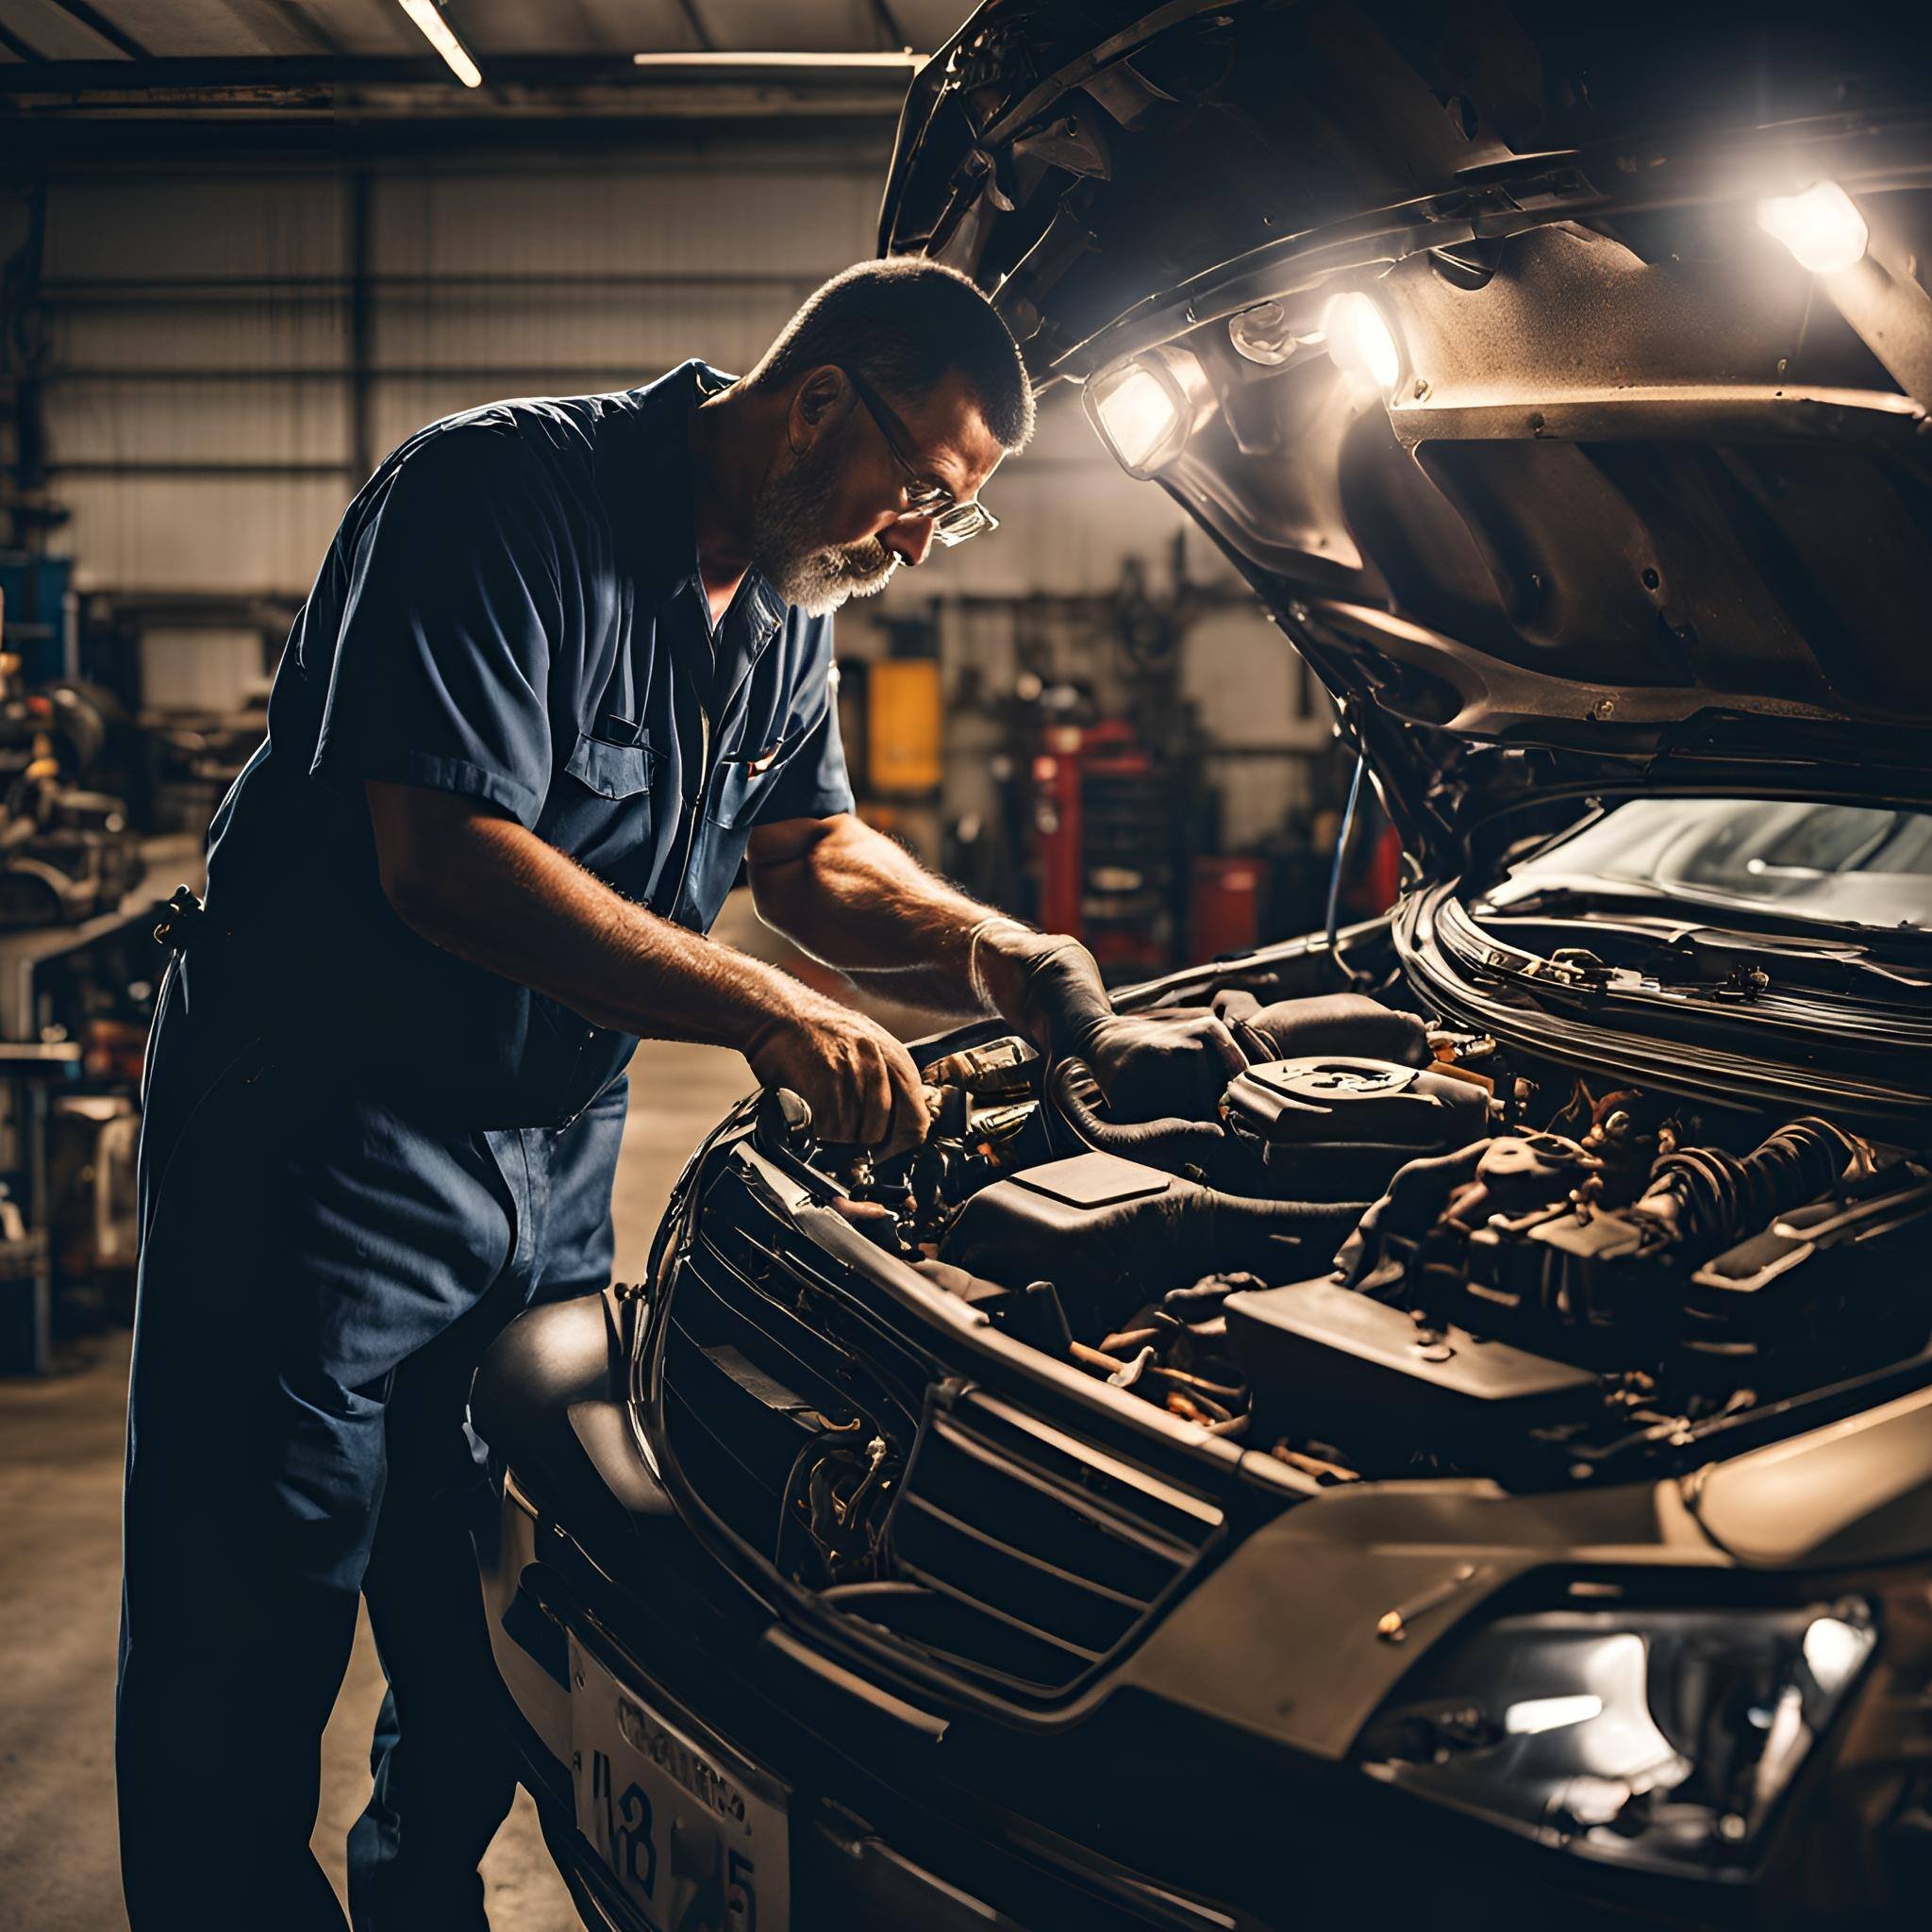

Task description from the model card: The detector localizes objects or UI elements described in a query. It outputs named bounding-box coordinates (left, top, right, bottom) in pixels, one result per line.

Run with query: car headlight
left=1355, top=1595, right=1877, bottom=1874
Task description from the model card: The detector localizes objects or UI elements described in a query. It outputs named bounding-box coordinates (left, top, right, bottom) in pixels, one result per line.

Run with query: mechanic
left=117, top=258, right=1244, bottom=1932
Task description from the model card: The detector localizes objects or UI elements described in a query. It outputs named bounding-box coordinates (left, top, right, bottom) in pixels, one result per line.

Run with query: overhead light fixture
left=632, top=51, right=928, bottom=71
left=1322, top=291, right=1403, bottom=396
left=397, top=0, right=482, bottom=89
left=1756, top=180, right=1869, bottom=275
left=1084, top=346, right=1217, bottom=477
left=1228, top=300, right=1306, bottom=367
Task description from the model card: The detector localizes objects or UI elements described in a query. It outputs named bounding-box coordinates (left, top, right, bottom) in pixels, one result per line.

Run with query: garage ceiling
left=0, top=0, right=974, bottom=147
left=0, top=1, right=972, bottom=60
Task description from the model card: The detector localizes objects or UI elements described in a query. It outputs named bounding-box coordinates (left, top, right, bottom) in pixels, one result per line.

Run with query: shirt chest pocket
left=550, top=724, right=658, bottom=879
left=708, top=730, right=797, bottom=830
left=566, top=726, right=657, bottom=802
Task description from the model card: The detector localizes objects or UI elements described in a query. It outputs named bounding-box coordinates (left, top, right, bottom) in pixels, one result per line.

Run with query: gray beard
left=749, top=433, right=901, bottom=618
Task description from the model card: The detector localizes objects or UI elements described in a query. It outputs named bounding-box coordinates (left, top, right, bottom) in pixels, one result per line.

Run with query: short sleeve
left=750, top=674, right=856, bottom=826
left=309, top=427, right=563, bottom=829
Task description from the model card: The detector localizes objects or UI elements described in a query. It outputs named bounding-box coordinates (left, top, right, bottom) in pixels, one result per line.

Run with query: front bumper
left=473, top=1290, right=1901, bottom=1932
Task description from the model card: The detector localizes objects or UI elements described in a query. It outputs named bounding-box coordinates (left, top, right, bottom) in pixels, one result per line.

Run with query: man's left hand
left=988, top=928, right=1247, bottom=1122
left=1083, top=1009, right=1249, bottom=1122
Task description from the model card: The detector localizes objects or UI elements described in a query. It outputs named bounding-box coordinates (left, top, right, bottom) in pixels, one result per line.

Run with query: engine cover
left=939, top=1150, right=1358, bottom=1334
left=941, top=1152, right=1182, bottom=1334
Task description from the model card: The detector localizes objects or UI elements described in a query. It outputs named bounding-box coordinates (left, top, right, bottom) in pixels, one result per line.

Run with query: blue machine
left=0, top=553, right=78, bottom=685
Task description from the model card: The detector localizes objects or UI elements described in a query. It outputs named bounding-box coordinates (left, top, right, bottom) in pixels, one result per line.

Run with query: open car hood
left=880, top=1, right=1932, bottom=867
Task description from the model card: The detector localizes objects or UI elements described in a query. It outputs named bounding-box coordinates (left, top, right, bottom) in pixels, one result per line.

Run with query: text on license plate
left=571, top=1634, right=791, bottom=1932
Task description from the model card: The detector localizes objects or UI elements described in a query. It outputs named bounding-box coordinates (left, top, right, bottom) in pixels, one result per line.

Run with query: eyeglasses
left=841, top=364, right=999, bottom=547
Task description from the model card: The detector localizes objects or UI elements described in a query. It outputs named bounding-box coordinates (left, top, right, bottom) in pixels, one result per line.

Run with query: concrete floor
left=0, top=890, right=943, bottom=1932
left=0, top=1018, right=797, bottom=1932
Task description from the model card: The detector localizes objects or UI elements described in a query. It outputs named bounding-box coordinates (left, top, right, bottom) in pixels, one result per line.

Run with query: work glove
left=1005, top=935, right=1246, bottom=1123
left=1084, top=1009, right=1249, bottom=1122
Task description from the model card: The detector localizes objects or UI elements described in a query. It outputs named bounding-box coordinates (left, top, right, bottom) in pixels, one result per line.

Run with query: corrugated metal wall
left=38, top=167, right=351, bottom=592
left=27, top=142, right=1191, bottom=604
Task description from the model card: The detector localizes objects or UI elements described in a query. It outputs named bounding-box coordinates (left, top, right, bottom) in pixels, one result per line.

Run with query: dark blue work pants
left=116, top=955, right=627, bottom=1930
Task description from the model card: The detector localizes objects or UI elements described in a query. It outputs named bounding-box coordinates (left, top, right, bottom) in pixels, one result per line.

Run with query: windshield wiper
left=1471, top=907, right=1932, bottom=1003
left=1485, top=876, right=1932, bottom=947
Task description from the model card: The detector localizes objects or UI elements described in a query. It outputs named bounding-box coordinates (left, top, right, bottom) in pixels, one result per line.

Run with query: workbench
left=0, top=834, right=204, bottom=1373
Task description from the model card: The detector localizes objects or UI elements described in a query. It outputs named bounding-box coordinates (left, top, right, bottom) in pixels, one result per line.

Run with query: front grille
left=659, top=1178, right=1224, bottom=1704
left=659, top=1213, right=911, bottom=1563
left=842, top=1391, right=1224, bottom=1700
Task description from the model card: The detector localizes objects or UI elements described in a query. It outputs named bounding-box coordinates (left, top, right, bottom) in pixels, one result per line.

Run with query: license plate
left=571, top=1633, right=791, bottom=1932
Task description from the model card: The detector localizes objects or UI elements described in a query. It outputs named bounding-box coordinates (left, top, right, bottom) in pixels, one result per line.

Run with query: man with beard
left=117, top=258, right=1244, bottom=1930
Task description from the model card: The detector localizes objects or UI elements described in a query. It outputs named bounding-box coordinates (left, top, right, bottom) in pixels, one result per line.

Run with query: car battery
left=1224, top=1277, right=1598, bottom=1470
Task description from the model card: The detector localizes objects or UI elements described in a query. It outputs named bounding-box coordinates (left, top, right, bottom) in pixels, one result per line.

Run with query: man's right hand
left=363, top=784, right=930, bottom=1158
left=743, top=997, right=929, bottom=1158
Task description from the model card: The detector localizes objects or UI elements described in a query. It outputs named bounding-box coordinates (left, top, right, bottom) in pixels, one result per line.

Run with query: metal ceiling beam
left=0, top=21, right=46, bottom=60
left=675, top=0, right=715, bottom=53
left=0, top=51, right=922, bottom=92
left=868, top=0, right=911, bottom=50
left=0, top=108, right=901, bottom=171
left=43, top=458, right=355, bottom=478
left=41, top=269, right=826, bottom=297
left=247, top=0, right=346, bottom=57
left=21, top=362, right=674, bottom=383
left=39, top=0, right=149, bottom=61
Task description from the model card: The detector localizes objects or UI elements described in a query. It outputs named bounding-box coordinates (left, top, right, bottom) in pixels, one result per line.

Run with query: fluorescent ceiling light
left=633, top=51, right=928, bottom=71
left=397, top=0, right=482, bottom=89
left=1756, top=181, right=1869, bottom=275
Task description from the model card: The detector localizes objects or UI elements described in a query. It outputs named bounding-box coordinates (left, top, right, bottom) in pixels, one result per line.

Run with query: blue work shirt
left=199, top=360, right=854, bottom=1127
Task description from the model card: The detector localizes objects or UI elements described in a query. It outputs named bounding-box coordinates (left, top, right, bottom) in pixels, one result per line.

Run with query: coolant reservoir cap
left=1222, top=1055, right=1487, bottom=1147
left=1249, top=1058, right=1419, bottom=1104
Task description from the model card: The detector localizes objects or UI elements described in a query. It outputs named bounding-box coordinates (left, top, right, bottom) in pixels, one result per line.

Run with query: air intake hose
left=1045, top=1057, right=1266, bottom=1189
left=1213, top=991, right=1431, bottom=1068
left=941, top=1149, right=1368, bottom=1334
left=1637, top=1117, right=1860, bottom=1250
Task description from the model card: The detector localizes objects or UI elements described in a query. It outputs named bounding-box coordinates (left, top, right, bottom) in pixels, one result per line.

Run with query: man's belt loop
left=152, top=885, right=208, bottom=954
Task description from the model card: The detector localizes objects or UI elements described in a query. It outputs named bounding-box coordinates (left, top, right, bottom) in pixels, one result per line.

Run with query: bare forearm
left=750, top=816, right=1004, bottom=1013
left=742, top=813, right=1244, bottom=1117
left=368, top=784, right=934, bottom=1150
left=749, top=815, right=1113, bottom=1052
left=382, top=806, right=813, bottom=1056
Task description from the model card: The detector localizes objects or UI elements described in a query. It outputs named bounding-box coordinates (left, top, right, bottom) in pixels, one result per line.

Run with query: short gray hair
left=750, top=258, right=1035, bottom=450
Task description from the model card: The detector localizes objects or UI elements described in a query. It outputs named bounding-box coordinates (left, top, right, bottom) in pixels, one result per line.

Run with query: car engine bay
left=808, top=987, right=1932, bottom=1496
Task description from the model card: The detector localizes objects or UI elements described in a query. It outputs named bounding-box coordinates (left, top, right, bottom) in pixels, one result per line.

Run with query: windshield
left=1484, top=799, right=1932, bottom=933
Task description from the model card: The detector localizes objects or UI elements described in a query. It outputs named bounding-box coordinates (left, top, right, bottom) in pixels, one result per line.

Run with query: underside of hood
left=880, top=1, right=1932, bottom=861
